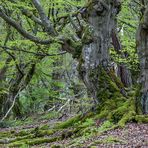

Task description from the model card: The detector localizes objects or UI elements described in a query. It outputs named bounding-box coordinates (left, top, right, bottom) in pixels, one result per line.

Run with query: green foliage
left=80, top=118, right=95, bottom=128
left=110, top=0, right=140, bottom=77
left=97, top=121, right=114, bottom=132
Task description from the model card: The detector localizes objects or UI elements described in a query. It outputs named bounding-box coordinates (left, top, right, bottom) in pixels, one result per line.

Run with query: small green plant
left=80, top=118, right=95, bottom=128
left=97, top=121, right=114, bottom=132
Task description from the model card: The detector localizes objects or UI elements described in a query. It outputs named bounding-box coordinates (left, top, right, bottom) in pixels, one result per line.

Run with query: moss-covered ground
left=0, top=107, right=148, bottom=148
left=0, top=69, right=148, bottom=147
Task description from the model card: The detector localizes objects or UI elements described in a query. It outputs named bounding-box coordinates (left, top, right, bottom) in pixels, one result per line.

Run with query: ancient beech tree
left=0, top=0, right=123, bottom=106
left=136, top=0, right=148, bottom=114
left=0, top=0, right=147, bottom=117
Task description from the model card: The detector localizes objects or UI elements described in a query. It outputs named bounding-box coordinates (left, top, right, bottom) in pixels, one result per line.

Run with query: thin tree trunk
left=117, top=64, right=132, bottom=87
left=111, top=30, right=132, bottom=87
left=2, top=63, right=36, bottom=118
left=0, top=57, right=12, bottom=117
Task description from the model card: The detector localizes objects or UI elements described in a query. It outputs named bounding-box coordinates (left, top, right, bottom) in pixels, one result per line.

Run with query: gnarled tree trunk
left=136, top=1, right=148, bottom=114
left=78, top=0, right=121, bottom=103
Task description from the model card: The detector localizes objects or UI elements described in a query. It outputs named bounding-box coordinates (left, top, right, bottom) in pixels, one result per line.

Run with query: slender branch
left=32, top=0, right=56, bottom=35
left=21, top=8, right=43, bottom=25
left=0, top=57, right=12, bottom=81
left=118, top=18, right=137, bottom=29
left=0, top=7, right=53, bottom=44
left=58, top=99, right=70, bottom=112
left=3, top=49, right=24, bottom=76
left=0, top=45, right=67, bottom=56
left=48, top=105, right=56, bottom=112
left=0, top=88, right=21, bottom=121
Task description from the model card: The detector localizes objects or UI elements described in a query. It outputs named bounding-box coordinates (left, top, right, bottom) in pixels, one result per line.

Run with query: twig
left=58, top=99, right=70, bottom=113
left=0, top=45, right=67, bottom=57
left=48, top=105, right=56, bottom=112
left=1, top=88, right=21, bottom=121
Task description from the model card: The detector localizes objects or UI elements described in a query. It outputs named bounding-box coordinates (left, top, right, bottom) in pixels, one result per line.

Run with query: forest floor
left=0, top=113, right=148, bottom=148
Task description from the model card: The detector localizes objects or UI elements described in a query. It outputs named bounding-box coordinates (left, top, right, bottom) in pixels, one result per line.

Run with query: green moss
left=90, top=146, right=97, bottom=148
left=81, top=24, right=93, bottom=44
left=108, top=69, right=124, bottom=89
left=8, top=139, right=29, bottom=147
left=50, top=144, right=63, bottom=148
left=80, top=112, right=94, bottom=122
left=39, top=111, right=58, bottom=120
left=104, top=136, right=125, bottom=144
left=54, top=115, right=81, bottom=129
left=95, top=109, right=109, bottom=119
left=27, top=137, right=58, bottom=145
left=61, top=130, right=76, bottom=139
left=135, top=85, right=143, bottom=114
left=88, top=66, right=123, bottom=103
left=15, top=129, right=32, bottom=137
left=89, top=136, right=126, bottom=147
left=97, top=121, right=114, bottom=132
left=39, top=124, right=49, bottom=130
left=8, top=137, right=59, bottom=147
left=88, top=66, right=140, bottom=126
left=72, top=41, right=83, bottom=59
left=135, top=115, right=148, bottom=123
left=118, top=111, right=135, bottom=127
left=0, top=131, right=12, bottom=138
left=92, top=67, right=135, bottom=125
left=36, top=129, right=55, bottom=137
left=110, top=98, right=136, bottom=127
left=79, top=118, right=95, bottom=128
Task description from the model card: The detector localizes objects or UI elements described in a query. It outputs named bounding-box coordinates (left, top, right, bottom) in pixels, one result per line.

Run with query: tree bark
left=111, top=30, right=132, bottom=87
left=136, top=2, right=148, bottom=114
left=2, top=63, right=36, bottom=118
left=77, top=0, right=121, bottom=103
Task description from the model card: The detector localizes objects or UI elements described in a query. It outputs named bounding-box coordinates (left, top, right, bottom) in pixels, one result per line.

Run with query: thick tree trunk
left=136, top=1, right=148, bottom=114
left=78, top=0, right=121, bottom=103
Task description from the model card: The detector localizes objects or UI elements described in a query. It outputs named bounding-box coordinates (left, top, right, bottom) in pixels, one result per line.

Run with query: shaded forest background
left=0, top=0, right=140, bottom=121
left=0, top=0, right=148, bottom=147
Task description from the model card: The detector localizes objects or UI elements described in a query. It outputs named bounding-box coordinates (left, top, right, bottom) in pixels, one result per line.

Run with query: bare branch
left=58, top=99, right=70, bottom=113
left=0, top=7, right=53, bottom=44
left=0, top=45, right=67, bottom=57
left=21, top=8, right=43, bottom=25
left=3, top=49, right=24, bottom=76
left=32, top=0, right=56, bottom=35
left=118, top=18, right=137, bottom=29
left=0, top=88, right=21, bottom=121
